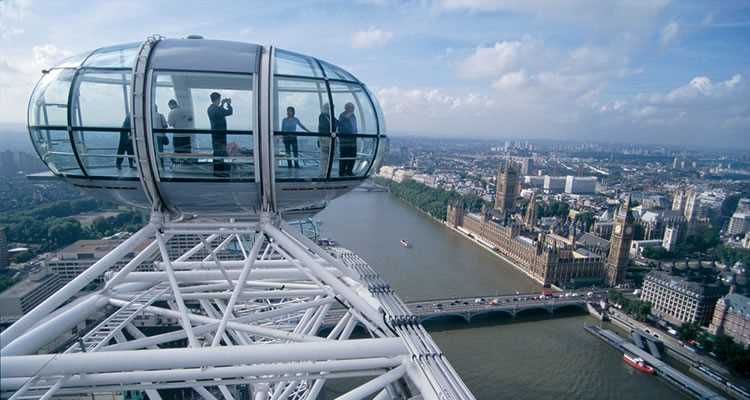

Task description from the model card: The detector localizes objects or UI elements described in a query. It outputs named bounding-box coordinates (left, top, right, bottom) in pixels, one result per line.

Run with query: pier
left=585, top=325, right=726, bottom=400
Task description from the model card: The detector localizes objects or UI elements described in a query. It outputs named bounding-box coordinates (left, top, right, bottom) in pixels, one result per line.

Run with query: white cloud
left=352, top=28, right=393, bottom=49
left=593, top=74, right=749, bottom=146
left=660, top=21, right=679, bottom=48
left=459, top=40, right=523, bottom=79
left=492, top=70, right=527, bottom=89
left=460, top=39, right=627, bottom=101
left=434, top=0, right=670, bottom=33
left=0, top=0, right=31, bottom=39
left=32, top=44, right=72, bottom=69
left=662, top=74, right=742, bottom=103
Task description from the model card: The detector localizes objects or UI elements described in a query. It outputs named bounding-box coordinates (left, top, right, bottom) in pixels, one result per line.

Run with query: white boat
left=400, top=239, right=410, bottom=248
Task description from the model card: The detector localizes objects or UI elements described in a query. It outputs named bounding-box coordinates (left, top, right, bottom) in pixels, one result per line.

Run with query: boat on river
left=623, top=353, right=655, bottom=375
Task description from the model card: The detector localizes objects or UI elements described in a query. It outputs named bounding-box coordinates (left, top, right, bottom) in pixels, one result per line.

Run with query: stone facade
left=606, top=197, right=635, bottom=286
left=494, top=161, right=519, bottom=217
left=448, top=204, right=605, bottom=288
left=709, top=293, right=750, bottom=347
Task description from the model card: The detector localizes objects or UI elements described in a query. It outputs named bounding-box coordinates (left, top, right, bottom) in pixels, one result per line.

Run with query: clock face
left=625, top=226, right=633, bottom=235
left=615, top=224, right=622, bottom=235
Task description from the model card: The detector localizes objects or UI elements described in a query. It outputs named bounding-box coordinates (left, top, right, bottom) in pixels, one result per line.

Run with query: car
left=415, top=304, right=422, bottom=308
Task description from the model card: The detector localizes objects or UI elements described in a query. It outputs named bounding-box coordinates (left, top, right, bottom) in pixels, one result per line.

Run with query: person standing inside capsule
left=318, top=103, right=335, bottom=177
left=281, top=106, right=311, bottom=169
left=338, top=102, right=357, bottom=176
left=207, top=92, right=232, bottom=177
left=116, top=114, right=135, bottom=170
left=168, top=99, right=194, bottom=155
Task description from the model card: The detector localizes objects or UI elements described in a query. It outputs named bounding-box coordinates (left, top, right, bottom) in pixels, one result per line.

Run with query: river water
left=317, top=191, right=688, bottom=400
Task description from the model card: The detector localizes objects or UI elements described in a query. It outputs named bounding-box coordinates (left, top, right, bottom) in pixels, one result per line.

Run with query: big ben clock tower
left=606, top=195, right=635, bottom=286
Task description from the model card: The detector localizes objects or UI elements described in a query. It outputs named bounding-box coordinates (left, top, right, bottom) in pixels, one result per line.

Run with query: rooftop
left=645, top=271, right=723, bottom=297
left=0, top=272, right=60, bottom=298
left=724, top=293, right=750, bottom=317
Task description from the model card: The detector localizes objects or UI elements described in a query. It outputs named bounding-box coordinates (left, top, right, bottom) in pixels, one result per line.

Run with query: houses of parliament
left=446, top=161, right=634, bottom=288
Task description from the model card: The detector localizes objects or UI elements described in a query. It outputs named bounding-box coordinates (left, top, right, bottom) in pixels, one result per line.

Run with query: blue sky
left=1, top=0, right=749, bottom=148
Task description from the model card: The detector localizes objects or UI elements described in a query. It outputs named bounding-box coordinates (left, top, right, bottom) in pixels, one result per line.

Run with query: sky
left=1, top=0, right=749, bottom=148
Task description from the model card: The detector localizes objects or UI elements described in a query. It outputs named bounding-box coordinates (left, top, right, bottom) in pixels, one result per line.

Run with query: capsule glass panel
left=54, top=52, right=90, bottom=68
left=331, top=136, right=376, bottom=178
left=82, top=43, right=139, bottom=68
left=152, top=71, right=254, bottom=180
left=329, top=82, right=378, bottom=135
left=365, top=86, right=385, bottom=134
left=274, top=77, right=331, bottom=180
left=73, top=129, right=138, bottom=177
left=28, top=69, right=74, bottom=127
left=69, top=69, right=134, bottom=177
left=72, top=70, right=132, bottom=127
left=319, top=60, right=357, bottom=82
left=275, top=50, right=323, bottom=78
left=29, top=127, right=83, bottom=175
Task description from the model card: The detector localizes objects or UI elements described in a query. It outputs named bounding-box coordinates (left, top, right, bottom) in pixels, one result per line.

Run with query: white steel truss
left=0, top=213, right=474, bottom=400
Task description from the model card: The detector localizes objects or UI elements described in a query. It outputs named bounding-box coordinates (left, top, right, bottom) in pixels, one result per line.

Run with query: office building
left=0, top=272, right=65, bottom=319
left=543, top=176, right=566, bottom=194
left=564, top=176, right=597, bottom=194
left=728, top=213, right=750, bottom=236
left=641, top=271, right=723, bottom=326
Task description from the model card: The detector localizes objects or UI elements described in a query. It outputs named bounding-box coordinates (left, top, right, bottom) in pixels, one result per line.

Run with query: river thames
left=317, top=191, right=688, bottom=399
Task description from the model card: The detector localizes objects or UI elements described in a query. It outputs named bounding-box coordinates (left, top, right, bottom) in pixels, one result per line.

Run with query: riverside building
left=447, top=203, right=606, bottom=288
left=640, top=271, right=723, bottom=326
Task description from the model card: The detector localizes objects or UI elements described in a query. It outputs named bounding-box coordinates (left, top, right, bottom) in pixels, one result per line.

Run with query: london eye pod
left=27, top=36, right=387, bottom=217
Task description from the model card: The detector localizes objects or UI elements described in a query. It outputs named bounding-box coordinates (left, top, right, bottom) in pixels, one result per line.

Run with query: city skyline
left=1, top=0, right=749, bottom=148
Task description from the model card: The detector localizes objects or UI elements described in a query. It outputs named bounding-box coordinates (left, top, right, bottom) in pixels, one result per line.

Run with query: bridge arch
left=551, top=303, right=587, bottom=313
left=514, top=306, right=554, bottom=317
left=469, top=309, right=515, bottom=322
left=420, top=313, right=470, bottom=325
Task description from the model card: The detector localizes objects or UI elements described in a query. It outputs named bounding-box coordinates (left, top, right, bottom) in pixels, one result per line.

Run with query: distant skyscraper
left=0, top=228, right=8, bottom=269
left=672, top=189, right=687, bottom=213
left=684, top=189, right=701, bottom=222
left=495, top=161, right=519, bottom=216
left=606, top=196, right=635, bottom=286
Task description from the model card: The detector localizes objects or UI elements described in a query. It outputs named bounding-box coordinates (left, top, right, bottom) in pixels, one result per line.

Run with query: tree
left=677, top=322, right=701, bottom=341
left=47, top=219, right=83, bottom=249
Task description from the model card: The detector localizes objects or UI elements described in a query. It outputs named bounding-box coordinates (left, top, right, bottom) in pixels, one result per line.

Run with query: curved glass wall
left=28, top=43, right=141, bottom=179
left=151, top=71, right=255, bottom=181
left=28, top=69, right=82, bottom=175
left=272, top=49, right=381, bottom=181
